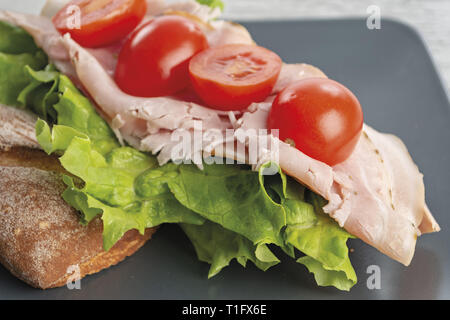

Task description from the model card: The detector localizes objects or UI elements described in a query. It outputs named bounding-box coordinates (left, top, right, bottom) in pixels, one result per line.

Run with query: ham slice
left=331, top=126, right=440, bottom=264
left=0, top=1, right=439, bottom=266
left=273, top=63, right=327, bottom=94
left=236, top=101, right=440, bottom=265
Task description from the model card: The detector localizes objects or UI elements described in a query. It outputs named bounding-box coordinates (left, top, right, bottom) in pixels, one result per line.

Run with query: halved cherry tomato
left=267, top=78, right=363, bottom=166
left=115, top=15, right=209, bottom=97
left=189, top=44, right=282, bottom=111
left=53, top=0, right=147, bottom=48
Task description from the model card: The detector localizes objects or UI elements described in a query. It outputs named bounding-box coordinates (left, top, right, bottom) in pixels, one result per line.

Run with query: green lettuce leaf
left=263, top=166, right=357, bottom=290
left=168, top=163, right=287, bottom=248
left=0, top=20, right=57, bottom=115
left=0, top=21, right=41, bottom=54
left=195, top=0, right=224, bottom=11
left=53, top=75, right=119, bottom=154
left=17, top=64, right=59, bottom=121
left=284, top=192, right=357, bottom=291
left=37, top=119, right=205, bottom=250
left=31, top=73, right=118, bottom=155
left=297, top=256, right=356, bottom=291
left=0, top=51, right=47, bottom=107
left=181, top=221, right=279, bottom=278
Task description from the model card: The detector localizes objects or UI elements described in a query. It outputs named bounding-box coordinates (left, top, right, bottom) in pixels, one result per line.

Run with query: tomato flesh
left=189, top=44, right=282, bottom=111
left=267, top=78, right=363, bottom=166
left=115, top=15, right=209, bottom=97
left=53, top=0, right=147, bottom=48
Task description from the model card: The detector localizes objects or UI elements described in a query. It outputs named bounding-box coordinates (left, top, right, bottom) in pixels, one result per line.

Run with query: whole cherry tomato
left=267, top=78, right=363, bottom=166
left=115, top=15, right=209, bottom=97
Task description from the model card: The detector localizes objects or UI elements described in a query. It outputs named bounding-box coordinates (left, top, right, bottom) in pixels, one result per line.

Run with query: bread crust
left=0, top=104, right=40, bottom=150
left=0, top=105, right=156, bottom=289
left=0, top=161, right=156, bottom=289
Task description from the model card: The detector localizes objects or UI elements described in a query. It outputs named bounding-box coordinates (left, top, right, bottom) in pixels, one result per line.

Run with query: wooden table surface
left=1, top=0, right=449, bottom=92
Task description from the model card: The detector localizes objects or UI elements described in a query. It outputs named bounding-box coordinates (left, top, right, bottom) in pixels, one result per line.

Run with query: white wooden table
left=1, top=0, right=449, bottom=92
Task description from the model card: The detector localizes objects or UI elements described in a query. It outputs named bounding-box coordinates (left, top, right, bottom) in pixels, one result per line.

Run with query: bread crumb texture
left=0, top=104, right=39, bottom=150
left=0, top=166, right=155, bottom=289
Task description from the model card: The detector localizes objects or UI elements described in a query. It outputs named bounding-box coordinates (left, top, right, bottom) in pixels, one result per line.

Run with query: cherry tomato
left=173, top=85, right=204, bottom=105
left=53, top=0, right=147, bottom=48
left=114, top=15, right=209, bottom=97
left=189, top=44, right=282, bottom=111
left=267, top=78, right=363, bottom=166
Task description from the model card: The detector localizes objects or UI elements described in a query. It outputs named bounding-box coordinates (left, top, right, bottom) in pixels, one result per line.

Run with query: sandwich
left=0, top=0, right=440, bottom=291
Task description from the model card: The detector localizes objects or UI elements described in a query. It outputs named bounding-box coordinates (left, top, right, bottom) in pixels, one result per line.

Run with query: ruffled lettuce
left=36, top=100, right=205, bottom=249
left=0, top=20, right=357, bottom=290
left=195, top=0, right=225, bottom=11
left=167, top=163, right=288, bottom=249
left=0, top=22, right=47, bottom=107
left=0, top=20, right=41, bottom=54
left=263, top=166, right=357, bottom=290
left=284, top=192, right=357, bottom=291
left=181, top=221, right=280, bottom=278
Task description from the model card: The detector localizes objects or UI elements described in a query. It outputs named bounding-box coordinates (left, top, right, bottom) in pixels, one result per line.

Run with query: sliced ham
left=273, top=63, right=327, bottom=94
left=41, top=0, right=169, bottom=18
left=0, top=1, right=439, bottom=266
left=236, top=102, right=440, bottom=265
left=330, top=125, right=440, bottom=264
left=0, top=10, right=118, bottom=80
left=62, top=35, right=228, bottom=135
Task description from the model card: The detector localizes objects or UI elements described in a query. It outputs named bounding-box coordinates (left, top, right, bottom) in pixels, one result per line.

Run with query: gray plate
left=1, top=18, right=449, bottom=300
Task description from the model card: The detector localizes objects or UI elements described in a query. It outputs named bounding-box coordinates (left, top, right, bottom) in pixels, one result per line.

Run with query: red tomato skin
left=267, top=78, right=363, bottom=166
left=189, top=72, right=277, bottom=111
left=189, top=44, right=282, bottom=111
left=173, top=84, right=204, bottom=105
left=53, top=0, right=147, bottom=48
left=114, top=16, right=209, bottom=97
